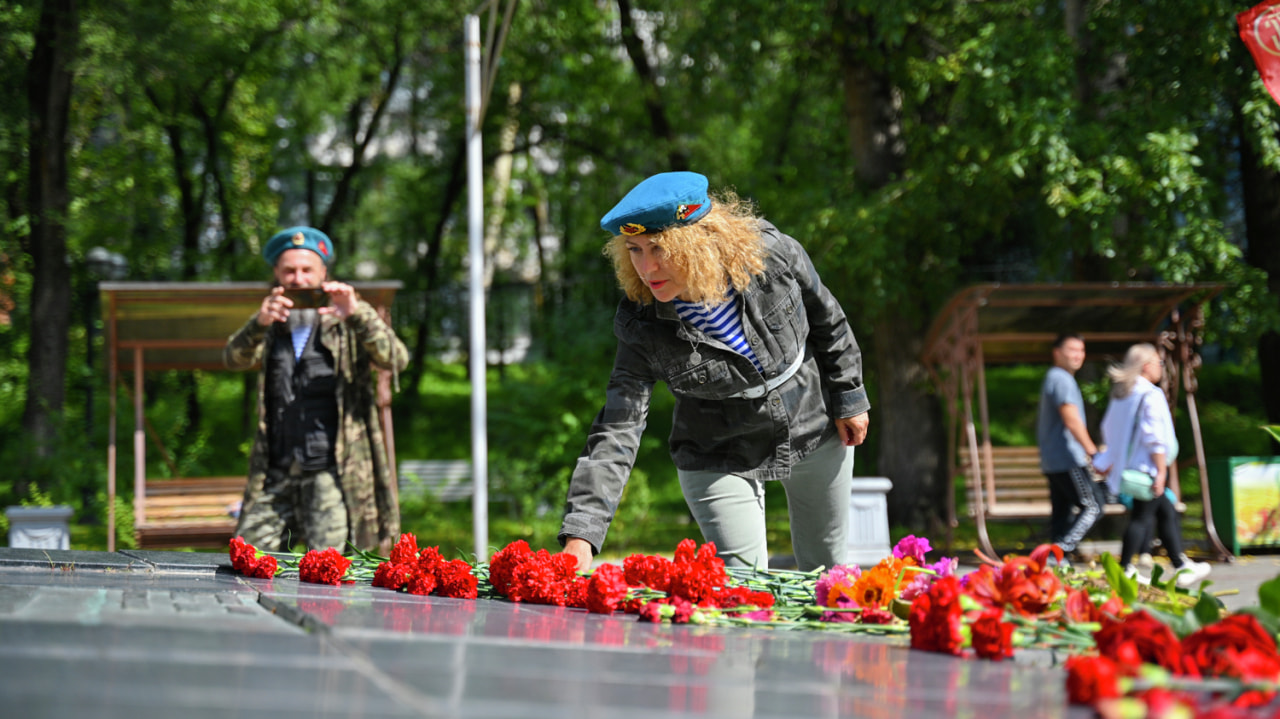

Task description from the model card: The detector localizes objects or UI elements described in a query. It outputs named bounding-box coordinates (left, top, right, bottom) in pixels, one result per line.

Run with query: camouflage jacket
left=225, top=299, right=409, bottom=551
left=559, top=221, right=870, bottom=553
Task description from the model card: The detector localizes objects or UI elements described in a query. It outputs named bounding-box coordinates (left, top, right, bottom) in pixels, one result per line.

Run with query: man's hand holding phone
left=319, top=282, right=357, bottom=319
left=257, top=287, right=291, bottom=326
left=258, top=283, right=356, bottom=325
left=282, top=287, right=330, bottom=309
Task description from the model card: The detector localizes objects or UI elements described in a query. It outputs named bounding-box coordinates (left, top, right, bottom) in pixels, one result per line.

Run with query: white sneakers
left=1124, top=564, right=1151, bottom=585
left=1173, top=555, right=1212, bottom=588
left=1137, top=553, right=1155, bottom=569
left=1125, top=555, right=1212, bottom=589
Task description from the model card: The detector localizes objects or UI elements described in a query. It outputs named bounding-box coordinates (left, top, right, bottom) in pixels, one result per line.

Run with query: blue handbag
left=1120, top=469, right=1155, bottom=502
left=1117, top=395, right=1156, bottom=502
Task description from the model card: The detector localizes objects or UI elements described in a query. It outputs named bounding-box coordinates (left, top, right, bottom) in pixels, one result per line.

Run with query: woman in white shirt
left=1093, top=343, right=1211, bottom=587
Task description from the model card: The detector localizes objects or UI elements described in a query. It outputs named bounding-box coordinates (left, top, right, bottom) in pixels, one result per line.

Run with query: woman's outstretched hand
left=564, top=537, right=594, bottom=573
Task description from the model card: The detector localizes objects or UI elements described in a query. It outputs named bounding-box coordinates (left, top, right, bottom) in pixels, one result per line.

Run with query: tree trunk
left=403, top=139, right=469, bottom=395
left=1238, top=109, right=1280, bottom=427
left=22, top=0, right=79, bottom=461
left=839, top=62, right=902, bottom=187
left=615, top=0, right=687, bottom=171
left=195, top=98, right=240, bottom=263
left=483, top=83, right=522, bottom=287
left=830, top=4, right=944, bottom=527
left=320, top=37, right=404, bottom=235
left=873, top=314, right=947, bottom=528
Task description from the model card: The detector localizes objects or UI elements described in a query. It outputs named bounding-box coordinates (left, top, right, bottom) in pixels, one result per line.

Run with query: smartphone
left=282, top=287, right=330, bottom=308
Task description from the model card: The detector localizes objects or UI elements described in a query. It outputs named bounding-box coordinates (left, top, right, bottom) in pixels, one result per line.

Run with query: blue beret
left=263, top=226, right=334, bottom=266
left=600, top=172, right=712, bottom=236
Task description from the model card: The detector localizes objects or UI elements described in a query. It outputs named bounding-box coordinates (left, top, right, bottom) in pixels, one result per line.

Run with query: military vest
left=266, top=319, right=339, bottom=471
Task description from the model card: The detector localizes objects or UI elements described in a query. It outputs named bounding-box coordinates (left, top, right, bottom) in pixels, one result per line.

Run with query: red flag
left=1239, top=0, right=1280, bottom=106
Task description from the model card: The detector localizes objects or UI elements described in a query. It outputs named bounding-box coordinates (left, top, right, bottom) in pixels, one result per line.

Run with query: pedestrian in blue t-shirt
left=1036, top=333, right=1103, bottom=561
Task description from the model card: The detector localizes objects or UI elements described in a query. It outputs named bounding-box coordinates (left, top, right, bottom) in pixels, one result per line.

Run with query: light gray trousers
left=677, top=434, right=853, bottom=572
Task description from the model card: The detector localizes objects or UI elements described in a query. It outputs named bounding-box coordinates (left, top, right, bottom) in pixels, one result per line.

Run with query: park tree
left=4, top=0, right=1280, bottom=535
left=22, top=0, right=78, bottom=462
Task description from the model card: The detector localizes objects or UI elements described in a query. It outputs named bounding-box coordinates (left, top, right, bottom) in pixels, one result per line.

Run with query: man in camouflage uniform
left=226, top=226, right=408, bottom=553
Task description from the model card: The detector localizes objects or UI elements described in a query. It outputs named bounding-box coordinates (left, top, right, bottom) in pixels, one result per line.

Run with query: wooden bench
left=397, top=459, right=474, bottom=502
left=957, top=446, right=1129, bottom=557
left=133, top=461, right=476, bottom=549
left=135, top=476, right=246, bottom=549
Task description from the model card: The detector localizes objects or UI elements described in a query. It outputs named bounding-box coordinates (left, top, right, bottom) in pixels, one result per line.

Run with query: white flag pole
left=465, top=13, right=489, bottom=562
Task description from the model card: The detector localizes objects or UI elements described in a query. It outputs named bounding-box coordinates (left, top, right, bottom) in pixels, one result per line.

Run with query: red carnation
left=673, top=538, right=698, bottom=564
left=668, top=541, right=727, bottom=605
left=229, top=536, right=259, bottom=574
left=373, top=562, right=415, bottom=590
left=510, top=555, right=556, bottom=604
left=436, top=560, right=479, bottom=600
left=389, top=533, right=420, bottom=565
left=1182, top=614, right=1280, bottom=678
left=503, top=549, right=552, bottom=603
left=1065, top=655, right=1122, bottom=705
left=406, top=570, right=438, bottom=596
left=908, top=575, right=964, bottom=656
left=1182, top=614, right=1280, bottom=706
left=417, top=546, right=446, bottom=576
left=1094, top=610, right=1184, bottom=673
left=298, top=547, right=352, bottom=585
left=970, top=609, right=1015, bottom=661
left=228, top=537, right=277, bottom=579
left=247, top=554, right=277, bottom=579
left=488, top=540, right=533, bottom=598
left=586, top=563, right=630, bottom=615
left=858, top=607, right=895, bottom=625
left=565, top=576, right=590, bottom=609
left=711, top=585, right=776, bottom=611
left=624, top=554, right=674, bottom=593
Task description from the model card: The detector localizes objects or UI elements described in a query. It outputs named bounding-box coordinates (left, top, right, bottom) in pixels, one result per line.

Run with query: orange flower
left=849, top=557, right=904, bottom=609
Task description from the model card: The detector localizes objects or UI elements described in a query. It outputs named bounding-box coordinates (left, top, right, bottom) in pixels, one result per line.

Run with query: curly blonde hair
left=605, top=190, right=767, bottom=305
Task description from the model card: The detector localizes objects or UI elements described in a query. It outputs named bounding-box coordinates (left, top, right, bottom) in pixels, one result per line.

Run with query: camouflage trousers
left=235, top=462, right=348, bottom=552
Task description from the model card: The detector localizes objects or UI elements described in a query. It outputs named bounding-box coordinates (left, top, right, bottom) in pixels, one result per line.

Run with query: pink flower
left=814, top=564, right=861, bottom=607
left=893, top=535, right=932, bottom=564
left=925, top=556, right=958, bottom=578
left=898, top=572, right=933, bottom=602
left=637, top=601, right=665, bottom=623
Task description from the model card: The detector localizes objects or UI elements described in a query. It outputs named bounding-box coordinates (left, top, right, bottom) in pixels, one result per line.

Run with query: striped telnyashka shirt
left=673, top=290, right=763, bottom=373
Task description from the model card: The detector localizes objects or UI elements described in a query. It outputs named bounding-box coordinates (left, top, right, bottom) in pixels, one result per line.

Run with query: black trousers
left=1121, top=492, right=1185, bottom=568
left=1046, top=465, right=1104, bottom=552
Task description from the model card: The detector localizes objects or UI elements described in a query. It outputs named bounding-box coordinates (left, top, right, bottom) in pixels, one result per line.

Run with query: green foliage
left=6, top=0, right=1280, bottom=555
left=1264, top=426, right=1280, bottom=445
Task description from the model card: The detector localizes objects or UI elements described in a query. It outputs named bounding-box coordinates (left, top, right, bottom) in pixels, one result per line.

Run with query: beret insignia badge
left=621, top=223, right=647, bottom=236
left=675, top=203, right=702, bottom=221
left=291, top=232, right=306, bottom=245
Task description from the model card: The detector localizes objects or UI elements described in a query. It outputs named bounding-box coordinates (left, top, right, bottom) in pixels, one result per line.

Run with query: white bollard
left=5, top=506, right=74, bottom=550
left=846, top=477, right=893, bottom=566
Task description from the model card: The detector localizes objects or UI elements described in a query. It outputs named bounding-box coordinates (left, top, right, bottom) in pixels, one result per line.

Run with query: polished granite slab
left=0, top=549, right=1091, bottom=718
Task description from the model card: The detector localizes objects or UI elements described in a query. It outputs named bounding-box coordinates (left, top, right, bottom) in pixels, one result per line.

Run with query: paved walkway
left=0, top=548, right=1097, bottom=719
